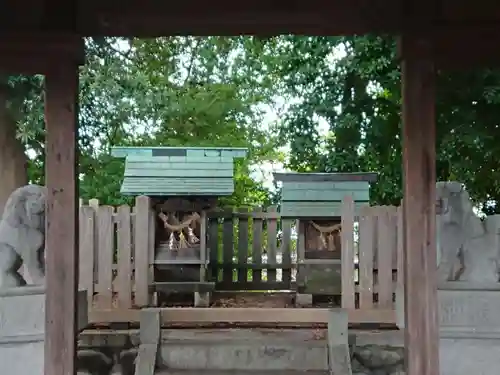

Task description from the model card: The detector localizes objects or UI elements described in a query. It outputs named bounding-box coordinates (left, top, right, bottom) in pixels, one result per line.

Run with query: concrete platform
left=0, top=286, right=88, bottom=375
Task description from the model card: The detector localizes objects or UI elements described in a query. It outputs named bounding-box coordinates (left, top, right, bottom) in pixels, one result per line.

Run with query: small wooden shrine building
left=3, top=1, right=500, bottom=375
left=111, top=146, right=247, bottom=306
left=274, top=172, right=377, bottom=305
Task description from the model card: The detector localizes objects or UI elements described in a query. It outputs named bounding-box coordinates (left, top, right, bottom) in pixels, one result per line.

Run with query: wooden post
left=44, top=59, right=80, bottom=375
left=400, top=35, right=440, bottom=375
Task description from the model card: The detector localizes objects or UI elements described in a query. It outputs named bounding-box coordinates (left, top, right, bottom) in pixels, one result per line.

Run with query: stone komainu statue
left=0, top=185, right=46, bottom=288
left=436, top=181, right=500, bottom=283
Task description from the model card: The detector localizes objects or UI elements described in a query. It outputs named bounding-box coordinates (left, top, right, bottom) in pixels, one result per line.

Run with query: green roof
left=273, top=172, right=377, bottom=217
left=112, top=147, right=247, bottom=196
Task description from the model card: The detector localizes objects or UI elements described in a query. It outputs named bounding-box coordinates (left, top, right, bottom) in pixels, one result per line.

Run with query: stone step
left=156, top=370, right=329, bottom=375
left=159, top=329, right=329, bottom=371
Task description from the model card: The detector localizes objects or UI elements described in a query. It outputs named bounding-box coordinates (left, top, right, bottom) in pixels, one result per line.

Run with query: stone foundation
left=79, top=329, right=406, bottom=375
left=352, top=345, right=404, bottom=375
left=0, top=286, right=88, bottom=375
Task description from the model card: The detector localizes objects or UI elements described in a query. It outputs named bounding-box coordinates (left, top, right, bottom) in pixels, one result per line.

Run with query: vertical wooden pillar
left=44, top=59, right=79, bottom=375
left=400, top=35, right=439, bottom=375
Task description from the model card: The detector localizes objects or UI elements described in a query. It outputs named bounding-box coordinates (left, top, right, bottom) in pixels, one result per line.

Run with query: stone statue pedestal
left=0, top=286, right=88, bottom=375
left=397, top=283, right=500, bottom=375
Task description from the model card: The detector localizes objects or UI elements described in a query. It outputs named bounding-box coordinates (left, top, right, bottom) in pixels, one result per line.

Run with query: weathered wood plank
left=281, top=218, right=293, bottom=285
left=207, top=209, right=281, bottom=219
left=208, top=217, right=219, bottom=280
left=96, top=205, right=114, bottom=309
left=89, top=307, right=396, bottom=326
left=358, top=205, right=374, bottom=309
left=44, top=60, right=79, bottom=375
left=377, top=206, right=395, bottom=308
left=148, top=208, right=156, bottom=284
left=401, top=34, right=439, bottom=375
left=222, top=215, right=234, bottom=284
left=134, top=195, right=151, bottom=306
left=79, top=206, right=95, bottom=301
left=116, top=205, right=133, bottom=309
left=252, top=206, right=263, bottom=283
left=396, top=203, right=404, bottom=328
left=341, top=196, right=355, bottom=309
left=297, top=220, right=306, bottom=262
left=154, top=282, right=215, bottom=293
left=89, top=198, right=99, bottom=282
left=199, top=210, right=208, bottom=280
left=266, top=205, right=278, bottom=282
left=237, top=207, right=249, bottom=283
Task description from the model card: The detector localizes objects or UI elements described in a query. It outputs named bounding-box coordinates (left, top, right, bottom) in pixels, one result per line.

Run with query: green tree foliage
left=9, top=35, right=500, bottom=215
left=272, top=36, right=500, bottom=213
left=8, top=37, right=285, bottom=207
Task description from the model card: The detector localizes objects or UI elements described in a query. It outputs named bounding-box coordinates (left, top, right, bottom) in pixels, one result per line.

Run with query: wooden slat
left=281, top=218, right=293, bottom=285
left=207, top=210, right=281, bottom=219
left=96, top=205, right=114, bottom=309
left=89, top=198, right=99, bottom=282
left=222, top=215, right=234, bottom=284
left=199, top=211, right=207, bottom=285
left=208, top=217, right=219, bottom=280
left=297, top=220, right=306, bottom=262
left=396, top=203, right=404, bottom=298
left=134, top=195, right=151, bottom=306
left=215, top=280, right=294, bottom=291
left=251, top=206, right=263, bottom=283
left=369, top=207, right=398, bottom=270
left=148, top=208, right=156, bottom=286
left=237, top=208, right=249, bottom=282
left=88, top=198, right=99, bottom=208
left=390, top=206, right=398, bottom=269
left=266, top=205, right=278, bottom=282
left=116, top=205, right=133, bottom=309
left=358, top=205, right=374, bottom=309
left=154, top=282, right=215, bottom=293
left=341, top=196, right=355, bottom=309
left=377, top=206, right=395, bottom=308
left=131, top=203, right=137, bottom=287
left=89, top=307, right=396, bottom=326
left=219, top=278, right=398, bottom=294
left=79, top=206, right=95, bottom=302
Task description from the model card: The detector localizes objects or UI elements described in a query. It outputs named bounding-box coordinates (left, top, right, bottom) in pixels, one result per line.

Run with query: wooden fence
left=79, top=196, right=154, bottom=310
left=206, top=207, right=294, bottom=291
left=340, top=196, right=402, bottom=316
left=78, top=196, right=403, bottom=324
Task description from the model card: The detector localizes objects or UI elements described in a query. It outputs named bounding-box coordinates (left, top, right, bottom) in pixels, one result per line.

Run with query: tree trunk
left=0, top=88, right=28, bottom=215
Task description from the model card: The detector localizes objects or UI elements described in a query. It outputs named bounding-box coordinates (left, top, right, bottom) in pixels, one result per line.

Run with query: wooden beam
left=44, top=59, right=80, bottom=375
left=0, top=34, right=83, bottom=75
left=3, top=0, right=500, bottom=40
left=82, top=0, right=403, bottom=36
left=1, top=0, right=405, bottom=36
left=88, top=307, right=396, bottom=326
left=434, top=26, right=500, bottom=68
left=400, top=35, right=440, bottom=375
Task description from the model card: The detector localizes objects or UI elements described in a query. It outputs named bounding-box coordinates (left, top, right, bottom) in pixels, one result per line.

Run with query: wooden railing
left=78, top=196, right=402, bottom=325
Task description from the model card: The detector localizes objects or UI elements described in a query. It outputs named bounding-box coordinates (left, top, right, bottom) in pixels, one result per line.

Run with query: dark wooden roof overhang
left=1, top=0, right=500, bottom=69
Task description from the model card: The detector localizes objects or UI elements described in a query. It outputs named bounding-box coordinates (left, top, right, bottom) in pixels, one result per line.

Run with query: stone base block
left=194, top=292, right=210, bottom=307
left=440, top=338, right=500, bottom=375
left=0, top=286, right=88, bottom=375
left=294, top=293, right=313, bottom=307
left=397, top=285, right=500, bottom=375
